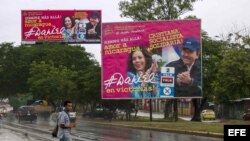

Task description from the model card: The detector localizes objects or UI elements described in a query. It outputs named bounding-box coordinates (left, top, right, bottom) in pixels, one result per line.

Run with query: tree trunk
left=125, top=102, right=132, bottom=121
left=164, top=100, right=170, bottom=119
left=149, top=99, right=152, bottom=121
left=173, top=99, right=178, bottom=121
left=191, top=98, right=207, bottom=121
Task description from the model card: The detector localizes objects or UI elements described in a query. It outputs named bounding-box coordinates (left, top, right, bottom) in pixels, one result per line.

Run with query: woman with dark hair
left=62, top=16, right=76, bottom=41
left=127, top=46, right=159, bottom=98
left=128, top=46, right=153, bottom=74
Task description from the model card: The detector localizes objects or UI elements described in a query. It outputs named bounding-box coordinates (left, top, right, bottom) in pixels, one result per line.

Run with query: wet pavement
left=0, top=111, right=223, bottom=141
left=0, top=127, right=38, bottom=141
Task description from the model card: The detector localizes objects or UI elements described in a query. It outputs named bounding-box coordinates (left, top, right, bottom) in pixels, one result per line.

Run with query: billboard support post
left=149, top=99, right=152, bottom=121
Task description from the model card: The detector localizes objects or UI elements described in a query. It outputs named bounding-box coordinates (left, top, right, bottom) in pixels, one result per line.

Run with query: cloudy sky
left=0, top=0, right=249, bottom=63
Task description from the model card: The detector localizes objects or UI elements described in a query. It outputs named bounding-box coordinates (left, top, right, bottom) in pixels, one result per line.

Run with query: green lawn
left=81, top=117, right=250, bottom=138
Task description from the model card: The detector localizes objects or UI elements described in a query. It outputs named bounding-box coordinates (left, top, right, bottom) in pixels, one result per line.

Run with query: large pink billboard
left=102, top=20, right=202, bottom=99
left=22, top=10, right=101, bottom=43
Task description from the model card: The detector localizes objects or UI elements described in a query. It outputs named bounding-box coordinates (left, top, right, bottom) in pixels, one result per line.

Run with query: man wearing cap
left=86, top=12, right=101, bottom=39
left=166, top=37, right=201, bottom=97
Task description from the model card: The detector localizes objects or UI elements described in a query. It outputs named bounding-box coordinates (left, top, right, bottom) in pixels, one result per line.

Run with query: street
left=0, top=128, right=42, bottom=141
left=0, top=113, right=223, bottom=141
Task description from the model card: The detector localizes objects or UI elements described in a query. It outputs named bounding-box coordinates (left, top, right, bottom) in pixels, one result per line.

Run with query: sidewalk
left=136, top=110, right=192, bottom=121
left=136, top=110, right=164, bottom=118
left=0, top=117, right=47, bottom=141
left=0, top=127, right=35, bottom=141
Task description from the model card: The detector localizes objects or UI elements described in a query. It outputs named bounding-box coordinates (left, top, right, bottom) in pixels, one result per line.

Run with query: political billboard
left=102, top=19, right=202, bottom=99
left=22, top=10, right=101, bottom=43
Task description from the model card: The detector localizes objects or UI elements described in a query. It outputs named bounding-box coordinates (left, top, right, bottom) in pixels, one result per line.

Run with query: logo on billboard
left=163, top=87, right=171, bottom=96
left=161, top=77, right=174, bottom=86
left=160, top=67, right=175, bottom=87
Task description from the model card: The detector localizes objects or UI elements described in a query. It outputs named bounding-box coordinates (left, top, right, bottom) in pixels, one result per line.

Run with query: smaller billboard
left=22, top=10, right=101, bottom=44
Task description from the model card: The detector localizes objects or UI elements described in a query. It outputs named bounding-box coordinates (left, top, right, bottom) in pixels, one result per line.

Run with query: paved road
left=1, top=112, right=223, bottom=141
left=0, top=128, right=42, bottom=141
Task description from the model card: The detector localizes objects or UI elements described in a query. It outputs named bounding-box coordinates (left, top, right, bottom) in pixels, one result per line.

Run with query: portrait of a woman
left=127, top=46, right=159, bottom=98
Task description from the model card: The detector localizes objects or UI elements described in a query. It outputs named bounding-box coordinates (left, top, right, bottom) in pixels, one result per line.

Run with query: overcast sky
left=0, top=0, right=249, bottom=64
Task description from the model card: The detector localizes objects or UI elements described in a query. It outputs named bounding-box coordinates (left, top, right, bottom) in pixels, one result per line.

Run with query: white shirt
left=57, top=111, right=71, bottom=140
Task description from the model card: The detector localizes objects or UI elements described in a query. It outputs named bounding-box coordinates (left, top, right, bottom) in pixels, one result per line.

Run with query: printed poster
left=22, top=10, right=101, bottom=43
left=102, top=20, right=202, bottom=99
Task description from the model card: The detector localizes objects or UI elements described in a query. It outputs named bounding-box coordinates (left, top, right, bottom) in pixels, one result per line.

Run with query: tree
left=119, top=0, right=201, bottom=121
left=188, top=31, right=227, bottom=121
left=0, top=42, right=101, bottom=109
left=119, top=0, right=199, bottom=21
left=0, top=43, right=24, bottom=98
left=213, top=48, right=250, bottom=103
left=28, top=61, right=78, bottom=102
left=211, top=33, right=250, bottom=103
left=75, top=64, right=102, bottom=111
